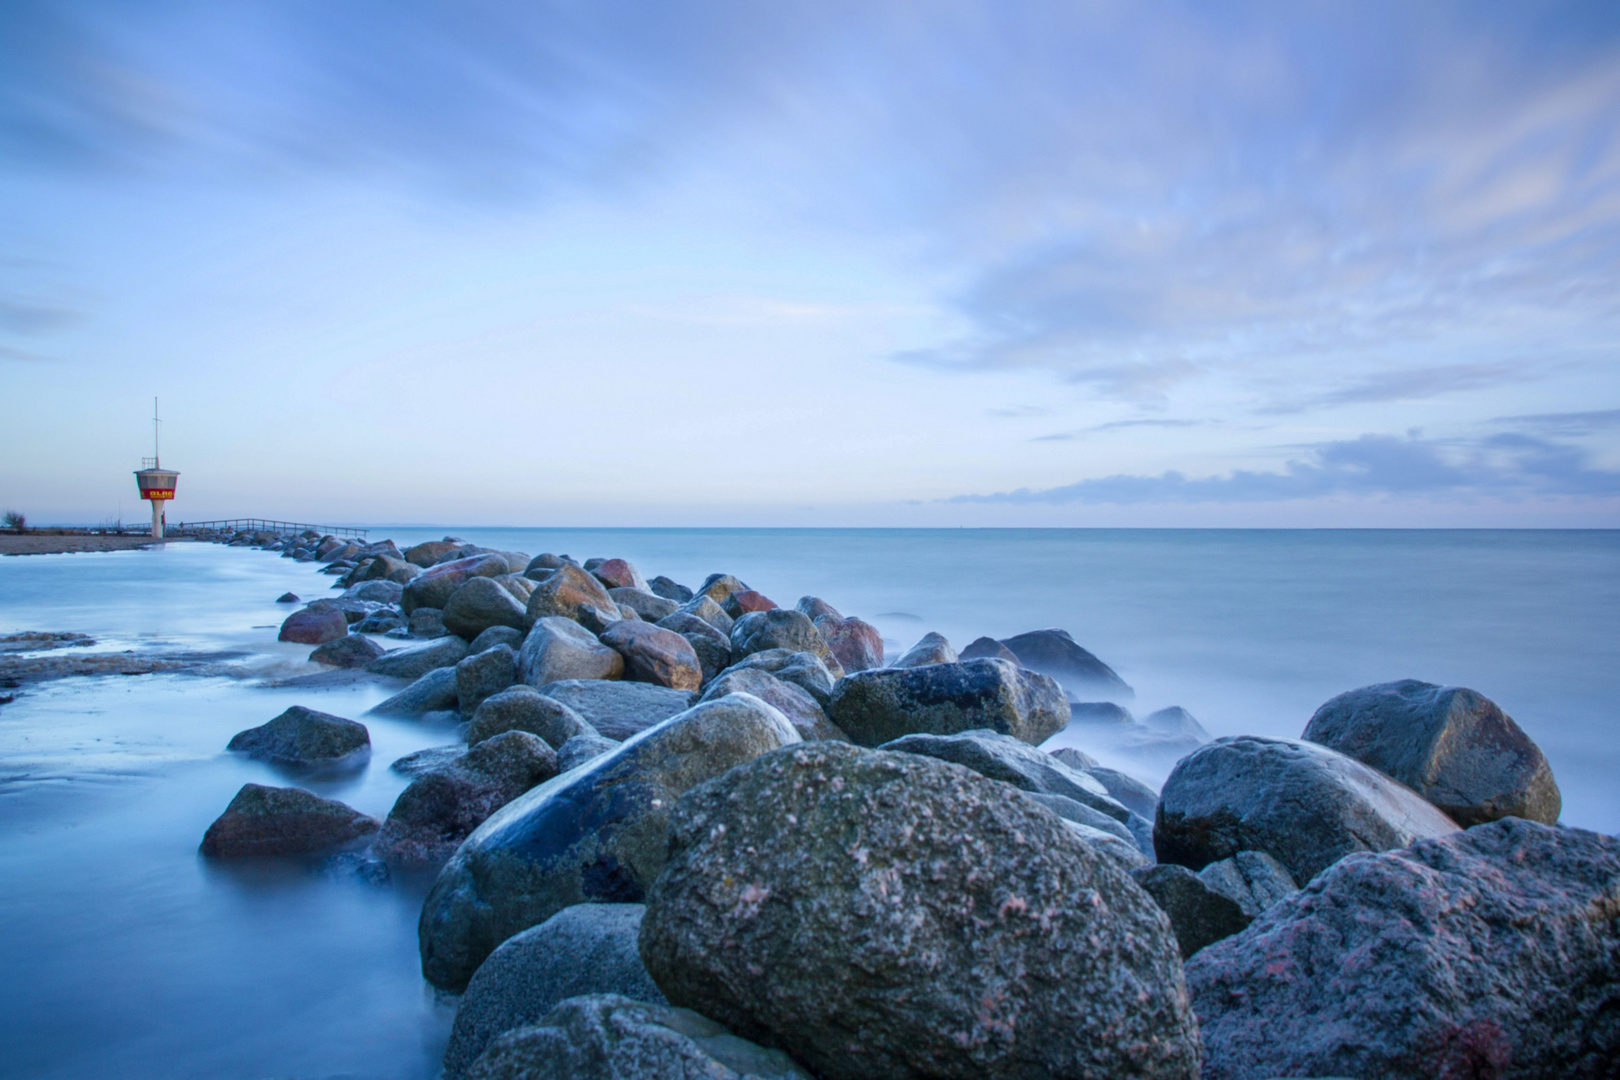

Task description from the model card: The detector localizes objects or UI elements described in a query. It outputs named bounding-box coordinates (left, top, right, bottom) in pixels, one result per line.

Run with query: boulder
left=1131, top=864, right=1253, bottom=959
left=519, top=618, right=624, bottom=686
left=366, top=635, right=471, bottom=679
left=199, top=784, right=379, bottom=858
left=491, top=574, right=536, bottom=604
left=374, top=731, right=558, bottom=867
left=794, top=596, right=841, bottom=621
left=468, top=625, right=524, bottom=654
left=607, top=587, right=678, bottom=623
left=457, top=645, right=520, bottom=714
left=275, top=592, right=300, bottom=604
left=523, top=553, right=566, bottom=574
left=535, top=680, right=699, bottom=741
left=591, top=558, right=648, bottom=593
left=729, top=609, right=843, bottom=676
left=646, top=576, right=692, bottom=603
left=443, top=578, right=530, bottom=641
left=277, top=606, right=348, bottom=645
left=358, top=553, right=413, bottom=583
left=1143, top=705, right=1211, bottom=740
left=724, top=649, right=837, bottom=705
left=1302, top=679, right=1560, bottom=826
left=1155, top=735, right=1461, bottom=885
left=639, top=742, right=1200, bottom=1080
left=468, top=686, right=596, bottom=749
left=1048, top=745, right=1100, bottom=771
left=891, top=630, right=957, bottom=668
left=442, top=905, right=667, bottom=1080
left=392, top=745, right=466, bottom=777
left=354, top=610, right=407, bottom=635
left=723, top=589, right=778, bottom=618
left=226, top=706, right=370, bottom=766
left=674, top=594, right=733, bottom=635
left=882, top=728, right=1132, bottom=824
left=557, top=733, right=618, bottom=771
left=418, top=693, right=800, bottom=989
left=1034, top=797, right=1149, bottom=867
left=343, top=579, right=404, bottom=604
left=1085, top=764, right=1160, bottom=820
left=524, top=564, right=621, bottom=634
left=599, top=621, right=702, bottom=691
left=308, top=634, right=386, bottom=669
left=813, top=614, right=883, bottom=673
left=1069, top=700, right=1133, bottom=724
left=403, top=554, right=511, bottom=614
left=409, top=607, right=449, bottom=638
left=1197, top=849, right=1299, bottom=915
left=462, top=994, right=811, bottom=1080
left=959, top=636, right=1018, bottom=662
left=827, top=658, right=1070, bottom=748
left=405, top=538, right=463, bottom=568
left=373, top=666, right=460, bottom=716
left=653, top=612, right=730, bottom=684
left=700, top=668, right=846, bottom=741
left=695, top=573, right=746, bottom=605
left=1188, top=818, right=1620, bottom=1080
left=999, top=628, right=1133, bottom=698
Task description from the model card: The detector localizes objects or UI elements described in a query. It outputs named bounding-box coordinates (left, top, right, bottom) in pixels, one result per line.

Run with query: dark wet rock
left=723, top=649, right=837, bottom=706
left=1197, top=849, right=1298, bottom=915
left=1000, top=628, right=1133, bottom=698
left=518, top=617, right=623, bottom=687
left=729, top=609, right=842, bottom=676
left=695, top=573, right=746, bottom=605
left=366, top=635, right=470, bottom=679
left=653, top=612, right=730, bottom=684
left=723, top=589, right=778, bottom=618
left=607, top=587, right=678, bottom=623
left=374, top=666, right=461, bottom=716
left=639, top=741, right=1200, bottom=1080
left=1155, top=735, right=1461, bottom=884
left=599, top=621, right=701, bottom=691
left=523, top=553, right=566, bottom=574
left=1303, top=679, right=1560, bottom=826
left=357, top=553, right=414, bottom=584
left=227, top=706, right=370, bottom=766
left=468, top=686, right=596, bottom=749
left=524, top=564, right=621, bottom=634
left=354, top=610, right=407, bottom=635
left=1069, top=700, right=1134, bottom=724
left=700, top=668, right=846, bottom=741
left=392, top=745, right=466, bottom=777
left=814, top=614, right=883, bottom=673
left=308, top=633, right=386, bottom=669
left=646, top=576, right=692, bottom=603
left=1132, top=864, right=1252, bottom=959
left=795, top=596, right=841, bottom=621
left=277, top=606, right=348, bottom=645
left=275, top=592, right=300, bottom=604
left=468, top=625, right=524, bottom=654
left=200, top=783, right=379, bottom=858
left=343, top=579, right=404, bottom=604
left=443, top=577, right=530, bottom=641
left=534, top=680, right=698, bottom=741
left=375, top=731, right=558, bottom=868
left=403, top=554, right=511, bottom=614
left=828, top=658, right=1070, bottom=748
left=457, top=644, right=519, bottom=714
left=1188, top=818, right=1620, bottom=1080
left=494, top=551, right=532, bottom=575
left=442, top=905, right=667, bottom=1080
left=590, top=558, right=648, bottom=593
left=674, top=594, right=733, bottom=635
left=405, top=538, right=463, bottom=568
left=960, top=636, right=1019, bottom=662
left=313, top=596, right=386, bottom=625
left=418, top=693, right=800, bottom=989
left=463, top=994, right=811, bottom=1080
left=891, top=630, right=957, bottom=668
left=408, top=607, right=448, bottom=638
left=557, top=732, right=618, bottom=771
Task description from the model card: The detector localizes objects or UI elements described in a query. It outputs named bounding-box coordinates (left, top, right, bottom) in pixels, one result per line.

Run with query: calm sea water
left=1, top=529, right=1615, bottom=1078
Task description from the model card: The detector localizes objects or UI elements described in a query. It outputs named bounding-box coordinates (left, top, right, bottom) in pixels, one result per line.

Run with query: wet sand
left=0, top=533, right=194, bottom=556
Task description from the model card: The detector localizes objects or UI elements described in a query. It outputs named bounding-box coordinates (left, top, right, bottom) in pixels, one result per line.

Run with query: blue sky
left=2, top=1, right=1618, bottom=526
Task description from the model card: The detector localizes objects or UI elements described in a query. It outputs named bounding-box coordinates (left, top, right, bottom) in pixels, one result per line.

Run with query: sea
left=0, top=527, right=1615, bottom=1079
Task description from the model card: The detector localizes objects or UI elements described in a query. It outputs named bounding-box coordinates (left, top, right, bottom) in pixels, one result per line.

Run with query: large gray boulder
left=557, top=732, right=618, bottom=771
left=729, top=609, right=843, bottom=676
left=518, top=617, right=623, bottom=687
left=647, top=575, right=692, bottom=603
left=674, top=594, right=733, bottom=635
left=463, top=994, right=812, bottom=1080
left=442, top=905, right=667, bottom=1080
left=1132, top=852, right=1297, bottom=958
left=524, top=564, right=621, bottom=634
left=590, top=558, right=648, bottom=592
left=1303, top=679, right=1561, bottom=826
left=1155, top=735, right=1461, bottom=885
left=419, top=693, right=800, bottom=989
left=999, top=628, right=1132, bottom=698
left=607, top=587, right=678, bottom=623
left=456, top=645, right=519, bottom=714
left=723, top=649, right=836, bottom=705
left=1189, top=818, right=1620, bottom=1080
left=882, top=728, right=1131, bottom=825
left=960, top=636, right=1019, bottom=662
left=277, top=606, right=347, bottom=645
left=827, top=658, right=1070, bottom=748
left=891, top=630, right=957, bottom=668
left=639, top=742, right=1200, bottom=1080
left=342, top=578, right=404, bottom=604
left=654, top=612, right=731, bottom=684
left=598, top=621, right=702, bottom=691
left=200, top=784, right=379, bottom=858
left=366, top=635, right=471, bottom=679
left=308, top=633, right=386, bottom=669
left=468, top=686, right=596, bottom=749
left=373, top=666, right=460, bottom=716
left=443, top=577, right=530, bottom=641
left=700, top=668, right=846, bottom=741
left=535, top=680, right=698, bottom=741
left=226, top=706, right=369, bottom=767
left=403, top=554, right=511, bottom=613
left=468, top=625, right=524, bottom=654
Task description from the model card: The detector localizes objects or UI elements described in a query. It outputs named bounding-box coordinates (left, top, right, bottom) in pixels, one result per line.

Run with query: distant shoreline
left=0, top=533, right=197, bottom=556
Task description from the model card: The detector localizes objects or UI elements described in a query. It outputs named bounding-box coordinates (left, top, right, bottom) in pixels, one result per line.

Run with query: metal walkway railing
left=170, top=519, right=370, bottom=539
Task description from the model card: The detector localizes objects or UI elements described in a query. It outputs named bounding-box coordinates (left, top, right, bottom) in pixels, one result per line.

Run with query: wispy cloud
left=1492, top=408, right=1620, bottom=433
left=1032, top=417, right=1208, bottom=442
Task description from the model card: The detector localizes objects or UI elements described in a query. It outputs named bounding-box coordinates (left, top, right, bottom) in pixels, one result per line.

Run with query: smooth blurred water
left=0, top=530, right=1615, bottom=1078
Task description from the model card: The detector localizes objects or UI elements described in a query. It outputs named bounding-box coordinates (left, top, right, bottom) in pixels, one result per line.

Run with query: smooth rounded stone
left=200, top=783, right=379, bottom=858
left=277, top=606, right=348, bottom=645
left=375, top=731, right=559, bottom=868
left=314, top=596, right=386, bottom=625
left=535, top=680, right=699, bottom=742
left=457, top=644, right=520, bottom=714
left=890, top=630, right=957, bottom=668
left=519, top=617, right=624, bottom=686
left=366, top=635, right=471, bottom=679
left=354, top=610, right=407, bottom=635
left=557, top=733, right=618, bottom=771
left=469, top=625, right=525, bottom=654
left=639, top=741, right=1200, bottom=1080
left=959, top=636, right=1019, bottom=662
left=999, top=628, right=1134, bottom=698
left=495, top=551, right=532, bottom=575
left=1155, top=735, right=1462, bottom=885
left=646, top=575, right=692, bottom=603
left=881, top=728, right=1131, bottom=823
left=373, top=666, right=461, bottom=716
left=722, top=589, right=778, bottom=618
left=598, top=621, right=702, bottom=691
left=443, top=577, right=530, bottom=641
left=468, top=686, right=596, bottom=749
left=227, top=706, right=370, bottom=766
left=357, top=553, right=413, bottom=583
left=674, top=594, right=733, bottom=635
left=828, top=658, right=1071, bottom=749
left=695, top=572, right=746, bottom=604
left=409, top=607, right=449, bottom=638
left=1069, top=700, right=1134, bottom=724
left=607, top=586, right=679, bottom=623
left=721, top=649, right=837, bottom=705
left=700, top=668, right=847, bottom=741
left=591, top=558, right=649, bottom=593
left=442, top=905, right=668, bottom=1080
left=794, top=595, right=841, bottom=621
left=523, top=553, right=566, bottom=574
left=653, top=612, right=731, bottom=684
left=1132, top=863, right=1252, bottom=958
left=729, top=609, right=843, bottom=677
left=275, top=591, right=300, bottom=604
left=403, top=554, right=512, bottom=614
left=1302, top=679, right=1560, bottom=827
left=343, top=579, right=404, bottom=604
left=614, top=604, right=642, bottom=622
left=813, top=613, right=883, bottom=674
left=1020, top=790, right=1139, bottom=848
left=491, top=574, right=537, bottom=604
left=418, top=693, right=801, bottom=989
left=524, top=563, right=621, bottom=633
left=308, top=633, right=386, bottom=669
left=464, top=994, right=812, bottom=1080
left=1084, top=764, right=1161, bottom=820
left=405, top=538, right=464, bottom=568
left=1189, top=819, right=1620, bottom=1080
left=392, top=745, right=465, bottom=776
left=1047, top=812, right=1152, bottom=870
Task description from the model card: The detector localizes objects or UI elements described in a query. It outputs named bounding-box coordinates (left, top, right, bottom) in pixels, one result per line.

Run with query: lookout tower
left=133, top=398, right=179, bottom=539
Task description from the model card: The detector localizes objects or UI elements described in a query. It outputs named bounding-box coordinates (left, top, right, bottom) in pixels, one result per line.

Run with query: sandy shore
left=0, top=534, right=195, bottom=556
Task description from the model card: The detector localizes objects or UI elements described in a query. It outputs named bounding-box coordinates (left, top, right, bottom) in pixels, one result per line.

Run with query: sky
left=1, top=0, right=1618, bottom=527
